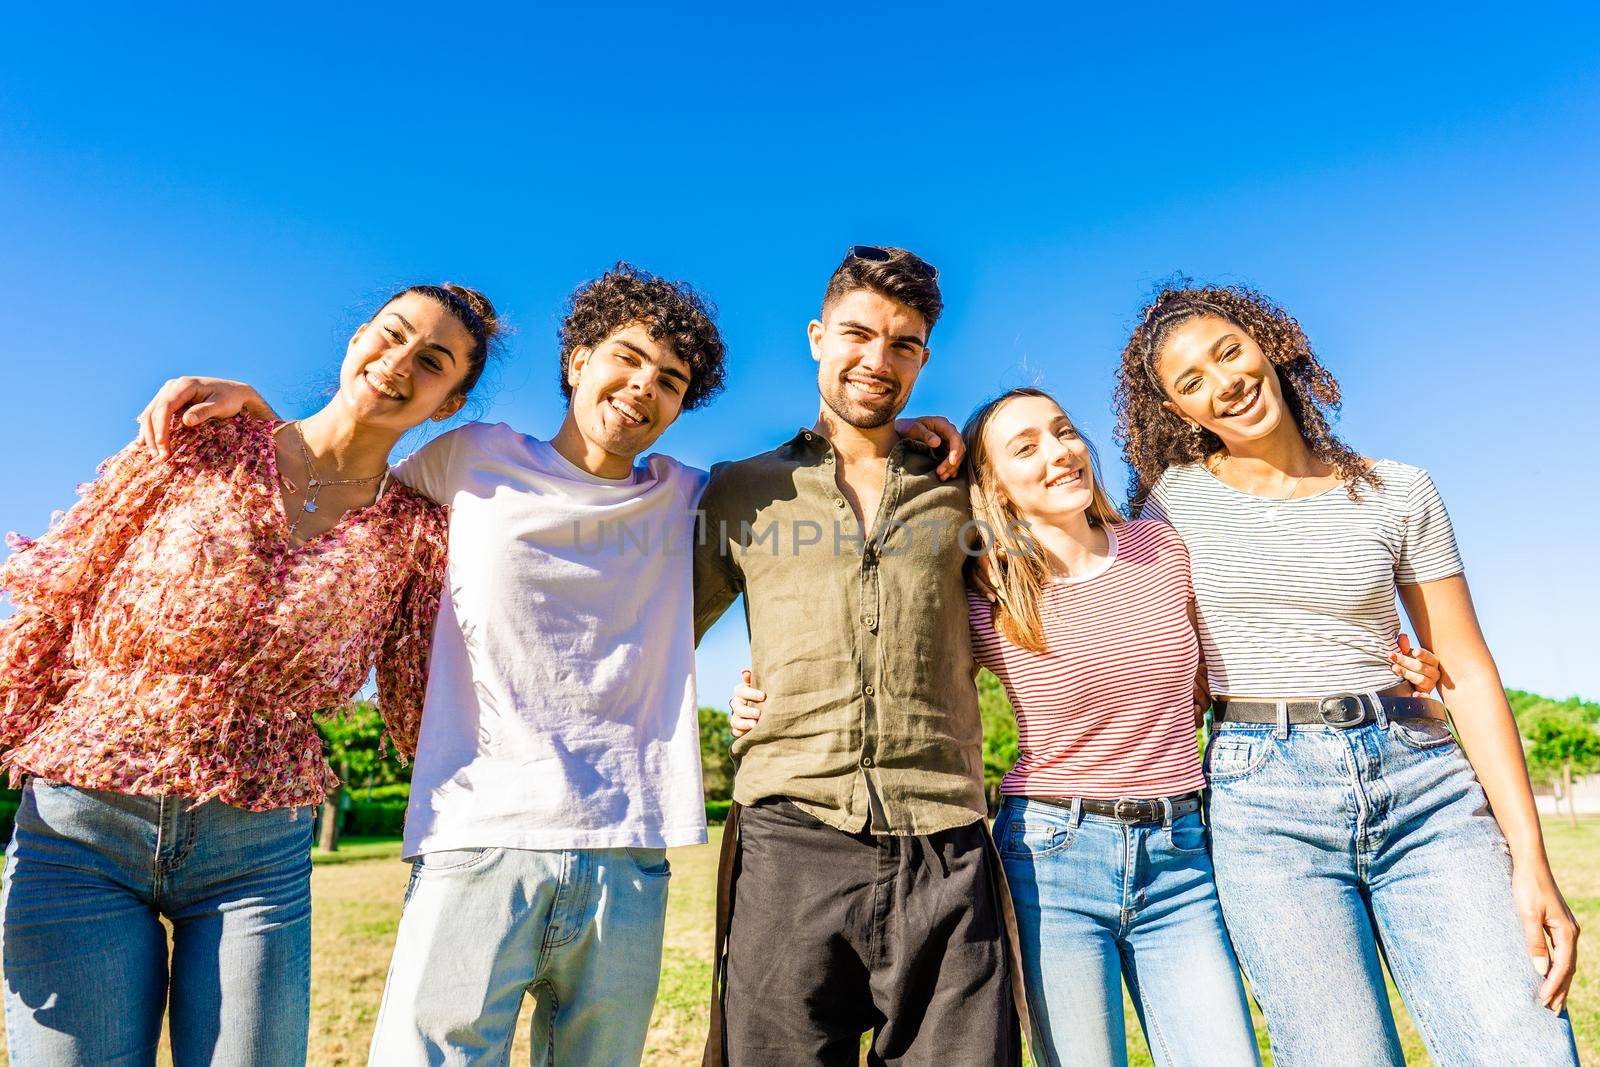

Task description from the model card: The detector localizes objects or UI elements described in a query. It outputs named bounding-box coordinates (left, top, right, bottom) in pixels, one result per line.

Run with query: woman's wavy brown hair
left=1113, top=280, right=1378, bottom=515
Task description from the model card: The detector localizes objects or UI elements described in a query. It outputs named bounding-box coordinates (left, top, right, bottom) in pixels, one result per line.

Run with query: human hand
left=729, top=669, right=766, bottom=738
left=1512, top=861, right=1579, bottom=1013
left=894, top=414, right=965, bottom=480
left=1388, top=633, right=1442, bottom=694
left=138, top=377, right=276, bottom=459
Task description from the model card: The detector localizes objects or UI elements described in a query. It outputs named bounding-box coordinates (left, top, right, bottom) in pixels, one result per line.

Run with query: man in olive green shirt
left=695, top=247, right=1020, bottom=1066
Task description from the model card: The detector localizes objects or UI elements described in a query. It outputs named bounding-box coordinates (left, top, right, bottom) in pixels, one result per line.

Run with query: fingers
left=728, top=670, right=766, bottom=738
left=1543, top=911, right=1579, bottom=1012
left=143, top=379, right=200, bottom=459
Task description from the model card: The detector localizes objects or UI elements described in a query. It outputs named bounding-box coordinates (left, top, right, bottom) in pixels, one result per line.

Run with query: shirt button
left=862, top=615, right=876, bottom=627
left=834, top=497, right=846, bottom=508
left=864, top=684, right=875, bottom=696
left=861, top=756, right=874, bottom=768
left=823, top=455, right=833, bottom=464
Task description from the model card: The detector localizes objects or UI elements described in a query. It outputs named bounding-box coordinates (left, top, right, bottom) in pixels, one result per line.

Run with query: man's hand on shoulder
left=139, top=377, right=278, bottom=459
left=894, top=414, right=966, bottom=480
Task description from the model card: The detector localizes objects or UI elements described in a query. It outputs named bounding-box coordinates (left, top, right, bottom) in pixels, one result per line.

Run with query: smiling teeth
left=846, top=378, right=891, bottom=395
left=366, top=373, right=403, bottom=400
left=1046, top=470, right=1083, bottom=488
left=609, top=398, right=647, bottom=424
left=1221, top=385, right=1260, bottom=417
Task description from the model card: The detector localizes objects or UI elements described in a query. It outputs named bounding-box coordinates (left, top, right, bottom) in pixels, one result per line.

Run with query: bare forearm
left=1444, top=662, right=1549, bottom=866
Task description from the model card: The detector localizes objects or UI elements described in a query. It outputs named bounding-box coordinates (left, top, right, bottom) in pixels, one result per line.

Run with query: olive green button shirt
left=693, top=428, right=986, bottom=836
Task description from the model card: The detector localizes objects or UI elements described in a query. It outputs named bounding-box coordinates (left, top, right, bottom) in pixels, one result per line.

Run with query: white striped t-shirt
left=1140, top=460, right=1463, bottom=697
left=968, top=519, right=1207, bottom=800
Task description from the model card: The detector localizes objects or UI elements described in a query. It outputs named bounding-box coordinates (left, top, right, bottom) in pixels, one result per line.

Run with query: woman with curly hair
left=1115, top=283, right=1579, bottom=1064
left=1, top=282, right=498, bottom=1065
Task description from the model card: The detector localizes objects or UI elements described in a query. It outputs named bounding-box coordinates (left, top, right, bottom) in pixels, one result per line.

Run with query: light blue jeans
left=994, top=797, right=1260, bottom=1067
left=1, top=779, right=313, bottom=1066
left=1206, top=716, right=1580, bottom=1066
left=368, top=845, right=672, bottom=1066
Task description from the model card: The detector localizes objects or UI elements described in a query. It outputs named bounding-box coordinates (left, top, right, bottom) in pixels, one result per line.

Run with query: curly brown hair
left=558, top=262, right=727, bottom=411
left=1113, top=281, right=1378, bottom=514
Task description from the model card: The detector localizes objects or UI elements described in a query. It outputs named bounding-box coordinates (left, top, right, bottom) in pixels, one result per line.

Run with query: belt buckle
left=1112, top=798, right=1145, bottom=821
left=1318, top=694, right=1366, bottom=729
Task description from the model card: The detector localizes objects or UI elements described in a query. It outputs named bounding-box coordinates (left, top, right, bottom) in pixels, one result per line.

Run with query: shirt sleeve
left=374, top=515, right=447, bottom=761
left=1396, top=469, right=1465, bottom=585
left=692, top=463, right=743, bottom=645
left=1137, top=471, right=1173, bottom=524
left=391, top=426, right=464, bottom=505
left=0, top=608, right=76, bottom=749
left=0, top=430, right=187, bottom=618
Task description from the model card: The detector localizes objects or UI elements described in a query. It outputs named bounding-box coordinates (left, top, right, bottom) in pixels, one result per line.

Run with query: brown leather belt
left=1213, top=685, right=1448, bottom=730
left=1022, top=792, right=1203, bottom=824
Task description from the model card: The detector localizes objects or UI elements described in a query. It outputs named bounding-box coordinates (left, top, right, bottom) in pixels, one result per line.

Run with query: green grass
left=0, top=818, right=1593, bottom=1064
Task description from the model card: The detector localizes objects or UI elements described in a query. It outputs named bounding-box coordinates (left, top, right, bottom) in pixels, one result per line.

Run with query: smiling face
left=564, top=322, right=691, bottom=461
left=1154, top=314, right=1292, bottom=446
left=808, top=288, right=931, bottom=429
left=335, top=291, right=474, bottom=431
left=981, top=393, right=1099, bottom=527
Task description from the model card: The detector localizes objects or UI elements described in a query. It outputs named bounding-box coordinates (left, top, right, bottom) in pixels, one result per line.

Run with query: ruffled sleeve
left=0, top=434, right=185, bottom=618
left=374, top=507, right=447, bottom=761
left=0, top=609, right=76, bottom=747
left=0, top=433, right=187, bottom=748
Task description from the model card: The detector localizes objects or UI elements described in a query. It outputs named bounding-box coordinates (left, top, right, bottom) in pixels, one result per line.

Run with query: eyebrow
left=617, top=339, right=691, bottom=386
left=837, top=319, right=927, bottom=348
left=1004, top=427, right=1041, bottom=448
left=388, top=313, right=459, bottom=365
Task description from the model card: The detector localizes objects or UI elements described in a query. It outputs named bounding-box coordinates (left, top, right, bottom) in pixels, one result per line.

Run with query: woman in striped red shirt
left=955, top=387, right=1261, bottom=1066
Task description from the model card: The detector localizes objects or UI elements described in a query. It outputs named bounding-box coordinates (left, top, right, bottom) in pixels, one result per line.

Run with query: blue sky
left=3, top=5, right=1597, bottom=702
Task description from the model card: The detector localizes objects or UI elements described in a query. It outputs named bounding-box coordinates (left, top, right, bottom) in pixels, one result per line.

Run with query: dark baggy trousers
left=711, top=798, right=1022, bottom=1066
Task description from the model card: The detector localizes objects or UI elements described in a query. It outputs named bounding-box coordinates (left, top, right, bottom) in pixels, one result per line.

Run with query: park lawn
left=0, top=821, right=1593, bottom=1064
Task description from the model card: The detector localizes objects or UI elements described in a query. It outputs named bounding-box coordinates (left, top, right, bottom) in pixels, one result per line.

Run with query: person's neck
left=813, top=405, right=897, bottom=462
left=1215, top=420, right=1320, bottom=481
left=296, top=407, right=399, bottom=478
left=550, top=413, right=635, bottom=480
left=1022, top=507, right=1109, bottom=578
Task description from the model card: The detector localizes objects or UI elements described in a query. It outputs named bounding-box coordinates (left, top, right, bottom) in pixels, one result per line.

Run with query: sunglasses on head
left=845, top=245, right=939, bottom=281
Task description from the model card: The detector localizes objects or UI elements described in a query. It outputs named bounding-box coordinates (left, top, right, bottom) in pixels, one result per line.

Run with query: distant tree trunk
left=319, top=762, right=347, bottom=852
left=1564, top=761, right=1578, bottom=829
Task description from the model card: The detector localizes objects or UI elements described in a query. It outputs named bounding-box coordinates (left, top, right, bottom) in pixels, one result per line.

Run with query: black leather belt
left=1025, top=792, right=1203, bottom=824
left=1213, top=688, right=1448, bottom=730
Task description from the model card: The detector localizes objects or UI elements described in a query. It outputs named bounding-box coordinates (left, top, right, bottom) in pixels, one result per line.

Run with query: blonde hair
left=961, top=388, right=1124, bottom=652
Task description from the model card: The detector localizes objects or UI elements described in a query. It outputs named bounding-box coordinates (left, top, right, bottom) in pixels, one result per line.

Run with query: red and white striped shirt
left=968, top=519, right=1205, bottom=800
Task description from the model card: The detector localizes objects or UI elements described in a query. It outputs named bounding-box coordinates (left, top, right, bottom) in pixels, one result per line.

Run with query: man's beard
left=820, top=376, right=905, bottom=430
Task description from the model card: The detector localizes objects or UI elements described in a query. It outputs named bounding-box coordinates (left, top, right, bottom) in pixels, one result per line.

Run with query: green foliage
left=977, top=670, right=1019, bottom=808
left=317, top=698, right=411, bottom=790
left=699, top=705, right=735, bottom=803
left=705, top=799, right=733, bottom=825
left=1523, top=705, right=1600, bottom=784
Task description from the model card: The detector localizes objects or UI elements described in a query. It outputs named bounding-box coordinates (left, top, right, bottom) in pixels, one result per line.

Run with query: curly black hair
left=558, top=262, right=727, bottom=411
left=1113, top=279, right=1379, bottom=514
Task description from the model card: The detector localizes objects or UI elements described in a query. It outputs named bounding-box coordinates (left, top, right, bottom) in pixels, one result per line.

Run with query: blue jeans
left=994, top=797, right=1260, bottom=1067
left=1, top=779, right=313, bottom=1066
left=1206, top=716, right=1581, bottom=1066
left=368, top=845, right=672, bottom=1066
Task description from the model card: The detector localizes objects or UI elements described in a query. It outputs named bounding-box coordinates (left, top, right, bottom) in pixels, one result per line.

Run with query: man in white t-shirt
left=138, top=264, right=728, bottom=1065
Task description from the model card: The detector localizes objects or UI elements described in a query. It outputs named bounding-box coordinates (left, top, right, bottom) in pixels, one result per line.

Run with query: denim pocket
left=414, top=847, right=497, bottom=873
left=1165, top=814, right=1210, bottom=855
left=624, top=847, right=672, bottom=878
left=1204, top=731, right=1274, bottom=783
left=1389, top=718, right=1458, bottom=752
left=997, top=808, right=1074, bottom=860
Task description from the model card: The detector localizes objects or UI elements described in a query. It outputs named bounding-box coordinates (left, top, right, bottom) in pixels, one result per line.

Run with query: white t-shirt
left=393, top=422, right=709, bottom=857
left=1141, top=459, right=1463, bottom=697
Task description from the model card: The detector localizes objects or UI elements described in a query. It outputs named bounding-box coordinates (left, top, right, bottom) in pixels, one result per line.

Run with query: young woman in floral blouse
left=0, top=283, right=501, bottom=1066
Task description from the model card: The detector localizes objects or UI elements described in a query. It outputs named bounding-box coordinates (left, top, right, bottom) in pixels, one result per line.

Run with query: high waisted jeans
left=1, top=779, right=313, bottom=1066
left=1206, top=716, right=1580, bottom=1066
left=994, top=797, right=1260, bottom=1067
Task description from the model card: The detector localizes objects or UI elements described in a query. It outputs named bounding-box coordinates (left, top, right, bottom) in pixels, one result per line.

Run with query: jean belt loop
left=1369, top=689, right=1390, bottom=729
left=1159, top=796, right=1174, bottom=829
left=1275, top=699, right=1290, bottom=740
left=1069, top=796, right=1084, bottom=828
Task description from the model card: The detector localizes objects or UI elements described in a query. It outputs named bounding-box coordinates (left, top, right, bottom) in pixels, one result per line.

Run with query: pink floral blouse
left=0, top=416, right=447, bottom=811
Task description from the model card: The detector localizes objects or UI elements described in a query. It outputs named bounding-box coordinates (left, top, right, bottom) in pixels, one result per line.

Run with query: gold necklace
left=1217, top=453, right=1308, bottom=500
